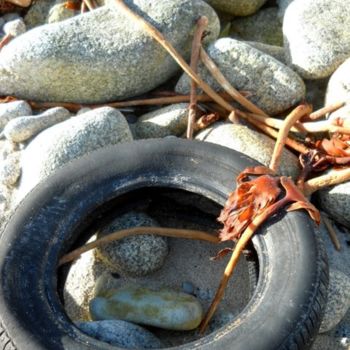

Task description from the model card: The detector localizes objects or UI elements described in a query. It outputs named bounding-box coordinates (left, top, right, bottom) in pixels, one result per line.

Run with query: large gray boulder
left=176, top=38, right=305, bottom=115
left=283, top=0, right=350, bottom=79
left=0, top=0, right=219, bottom=104
left=16, top=107, right=132, bottom=201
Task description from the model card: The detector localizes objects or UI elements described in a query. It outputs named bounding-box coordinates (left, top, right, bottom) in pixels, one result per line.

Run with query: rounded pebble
left=96, top=211, right=168, bottom=277
left=3, top=18, right=26, bottom=37
left=89, top=285, right=203, bottom=331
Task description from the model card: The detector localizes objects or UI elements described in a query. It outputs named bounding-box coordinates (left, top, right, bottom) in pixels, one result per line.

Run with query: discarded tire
left=0, top=139, right=328, bottom=350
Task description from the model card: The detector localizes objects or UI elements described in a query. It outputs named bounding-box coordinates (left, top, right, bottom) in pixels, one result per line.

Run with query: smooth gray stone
left=96, top=211, right=168, bottom=277
left=3, top=18, right=26, bottom=36
left=135, top=103, right=189, bottom=139
left=76, top=320, right=162, bottom=349
left=90, top=285, right=203, bottom=330
left=176, top=38, right=305, bottom=115
left=0, top=100, right=32, bottom=129
left=0, top=152, right=21, bottom=187
left=277, top=0, right=293, bottom=21
left=317, top=220, right=350, bottom=332
left=317, top=176, right=350, bottom=229
left=205, top=0, right=268, bottom=16
left=196, top=122, right=300, bottom=178
left=325, top=58, right=350, bottom=121
left=16, top=107, right=132, bottom=202
left=320, top=269, right=350, bottom=333
left=244, top=41, right=286, bottom=64
left=283, top=0, right=350, bottom=79
left=3, top=107, right=71, bottom=143
left=1, top=0, right=219, bottom=104
left=230, top=8, right=283, bottom=47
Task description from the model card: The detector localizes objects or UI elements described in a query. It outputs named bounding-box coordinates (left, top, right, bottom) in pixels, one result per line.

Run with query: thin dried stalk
left=81, top=1, right=87, bottom=13
left=29, top=93, right=233, bottom=113
left=0, top=34, right=13, bottom=50
left=322, top=215, right=341, bottom=251
left=113, top=0, right=234, bottom=113
left=59, top=226, right=218, bottom=266
left=6, top=0, right=31, bottom=7
left=182, top=112, right=221, bottom=137
left=270, top=104, right=312, bottom=172
left=243, top=113, right=309, bottom=154
left=309, top=101, right=345, bottom=120
left=82, top=0, right=95, bottom=10
left=200, top=48, right=269, bottom=118
left=303, top=167, right=350, bottom=196
left=187, top=16, right=208, bottom=139
left=199, top=197, right=289, bottom=333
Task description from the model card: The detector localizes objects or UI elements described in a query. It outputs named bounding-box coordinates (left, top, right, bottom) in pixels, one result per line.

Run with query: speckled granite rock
left=90, top=286, right=203, bottom=330
left=0, top=152, right=21, bottom=187
left=24, top=0, right=67, bottom=28
left=283, top=0, right=350, bottom=79
left=96, top=212, right=168, bottom=277
left=196, top=123, right=300, bottom=178
left=176, top=38, right=305, bottom=115
left=64, top=241, right=110, bottom=321
left=48, top=3, right=78, bottom=24
left=305, top=79, right=328, bottom=111
left=0, top=100, right=32, bottom=129
left=317, top=219, right=350, bottom=332
left=325, top=58, right=350, bottom=122
left=2, top=0, right=219, bottom=103
left=3, top=107, right=71, bottom=143
left=320, top=270, right=350, bottom=333
left=230, top=8, right=283, bottom=46
left=245, top=41, right=286, bottom=64
left=135, top=103, right=188, bottom=139
left=76, top=320, right=162, bottom=349
left=16, top=107, right=132, bottom=202
left=205, top=0, right=268, bottom=16
left=318, top=177, right=350, bottom=229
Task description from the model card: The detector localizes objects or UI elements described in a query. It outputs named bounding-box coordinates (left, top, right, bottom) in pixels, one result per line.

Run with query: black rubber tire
left=0, top=139, right=328, bottom=350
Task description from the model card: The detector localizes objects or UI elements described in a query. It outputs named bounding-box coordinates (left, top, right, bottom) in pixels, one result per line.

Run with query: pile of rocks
left=0, top=0, right=349, bottom=348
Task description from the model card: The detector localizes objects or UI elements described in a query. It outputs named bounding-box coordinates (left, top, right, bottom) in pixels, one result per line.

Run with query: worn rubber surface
left=0, top=139, right=328, bottom=350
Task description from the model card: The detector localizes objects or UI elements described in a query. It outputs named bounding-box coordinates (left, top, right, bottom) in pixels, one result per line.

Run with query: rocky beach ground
left=0, top=0, right=349, bottom=349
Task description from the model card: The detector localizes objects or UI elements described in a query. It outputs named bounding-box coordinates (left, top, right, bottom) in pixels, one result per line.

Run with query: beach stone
left=245, top=41, right=286, bottom=64
left=230, top=8, right=283, bottom=46
left=3, top=18, right=26, bottom=36
left=0, top=100, right=32, bottom=129
left=325, top=58, right=350, bottom=121
left=0, top=152, right=21, bottom=187
left=175, top=38, right=305, bottom=115
left=317, top=178, right=350, bottom=229
left=317, top=217, right=350, bottom=279
left=317, top=220, right=350, bottom=332
left=320, top=270, right=350, bottom=333
left=24, top=0, right=68, bottom=28
left=305, top=79, right=328, bottom=112
left=283, top=0, right=350, bottom=79
left=89, top=285, right=203, bottom=330
left=196, top=122, right=300, bottom=178
left=96, top=211, right=168, bottom=277
left=48, top=3, right=78, bottom=24
left=76, top=320, right=162, bottom=349
left=16, top=107, right=132, bottom=202
left=3, top=107, right=71, bottom=143
left=205, top=0, right=268, bottom=16
left=135, top=103, right=188, bottom=139
left=1, top=0, right=219, bottom=104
